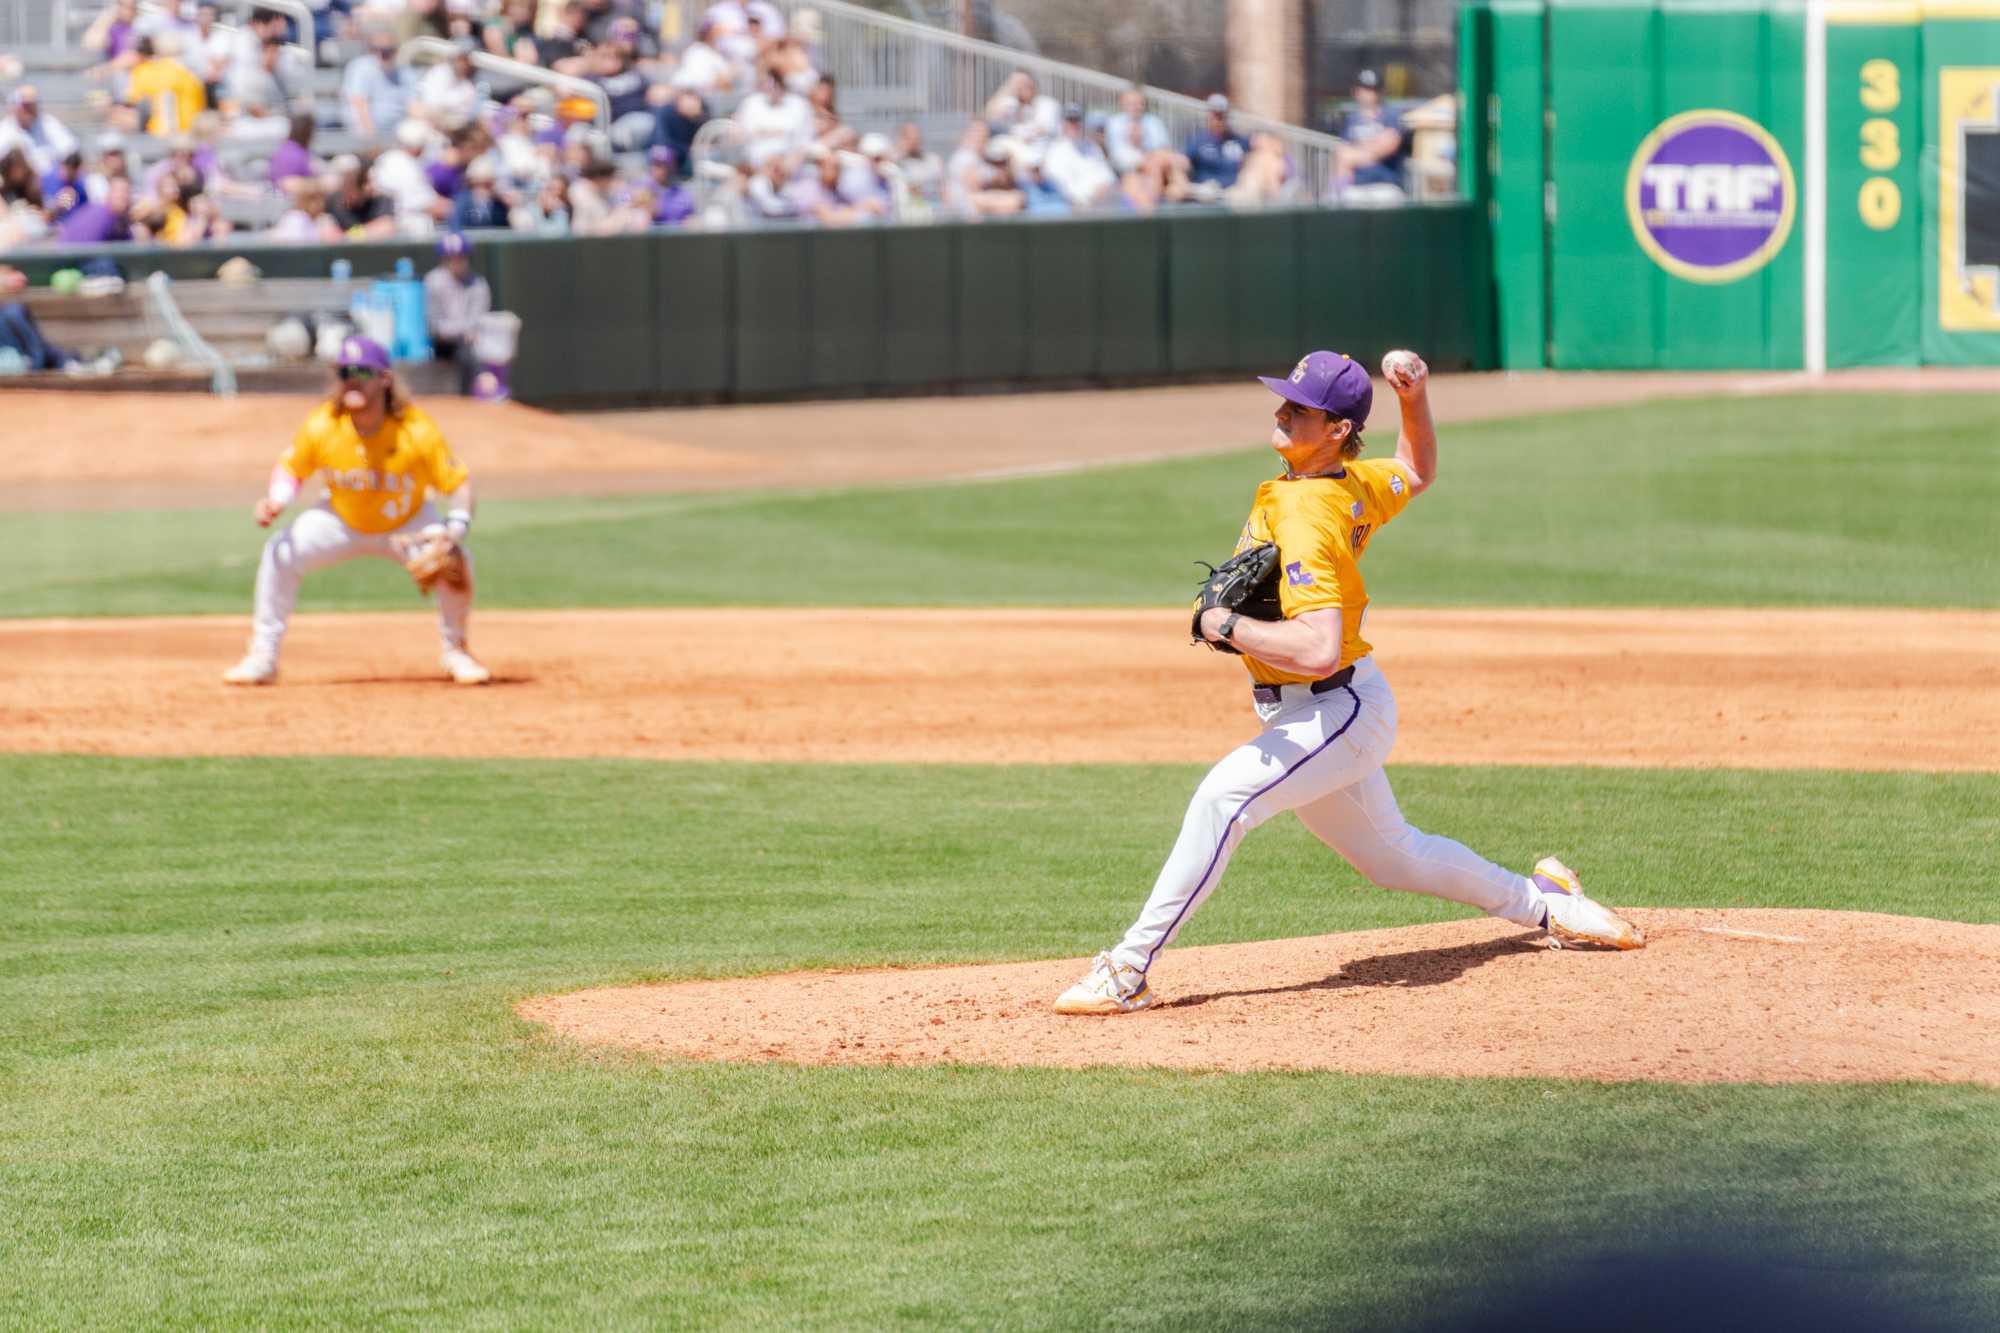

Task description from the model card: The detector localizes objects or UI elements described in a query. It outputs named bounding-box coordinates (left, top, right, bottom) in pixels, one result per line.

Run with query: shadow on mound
left=1168, top=931, right=1547, bottom=1009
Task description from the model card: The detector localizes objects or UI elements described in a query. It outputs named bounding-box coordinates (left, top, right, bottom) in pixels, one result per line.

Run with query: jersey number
left=1350, top=523, right=1373, bottom=553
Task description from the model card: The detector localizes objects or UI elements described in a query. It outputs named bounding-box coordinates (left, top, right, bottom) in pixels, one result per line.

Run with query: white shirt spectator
left=735, top=84, right=813, bottom=166
left=0, top=100, right=80, bottom=176
left=418, top=59, right=481, bottom=126
left=342, top=47, right=410, bottom=140
left=1104, top=108, right=1169, bottom=175
left=671, top=40, right=735, bottom=96
left=1043, top=128, right=1116, bottom=207
left=371, top=124, right=440, bottom=220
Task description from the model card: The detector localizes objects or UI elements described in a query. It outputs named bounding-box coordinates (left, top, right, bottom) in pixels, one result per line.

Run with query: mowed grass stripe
left=2, top=756, right=1996, bottom=1328
left=8, top=392, right=1998, bottom=617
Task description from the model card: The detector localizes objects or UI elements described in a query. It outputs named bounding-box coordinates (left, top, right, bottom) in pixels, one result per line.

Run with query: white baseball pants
left=248, top=502, right=473, bottom=659
left=1111, top=655, right=1546, bottom=974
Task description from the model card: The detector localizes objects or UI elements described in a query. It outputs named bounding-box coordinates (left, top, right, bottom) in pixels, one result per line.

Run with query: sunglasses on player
left=337, top=366, right=380, bottom=382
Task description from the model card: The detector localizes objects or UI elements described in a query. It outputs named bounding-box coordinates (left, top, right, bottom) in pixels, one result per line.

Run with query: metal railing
left=0, top=0, right=73, bottom=52
left=398, top=36, right=610, bottom=131
left=146, top=271, right=237, bottom=396
left=780, top=0, right=1358, bottom=201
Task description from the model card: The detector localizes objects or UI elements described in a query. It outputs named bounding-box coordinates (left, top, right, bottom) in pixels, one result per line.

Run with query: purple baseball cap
left=438, top=231, right=470, bottom=258
left=337, top=335, right=391, bottom=372
left=1258, top=349, right=1372, bottom=426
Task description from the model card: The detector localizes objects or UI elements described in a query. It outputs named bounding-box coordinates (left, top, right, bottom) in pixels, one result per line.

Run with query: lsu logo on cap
left=1285, top=560, right=1315, bottom=587
left=1289, top=357, right=1309, bottom=384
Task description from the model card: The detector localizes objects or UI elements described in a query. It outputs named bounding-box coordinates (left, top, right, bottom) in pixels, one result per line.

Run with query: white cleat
left=1053, top=951, right=1155, bottom=1015
left=1534, top=857, right=1645, bottom=950
left=221, top=654, right=277, bottom=686
left=440, top=648, right=492, bottom=685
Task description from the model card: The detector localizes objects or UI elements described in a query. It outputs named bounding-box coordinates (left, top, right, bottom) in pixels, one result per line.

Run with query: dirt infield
left=4, top=608, right=1994, bottom=769
left=518, top=910, right=2000, bottom=1085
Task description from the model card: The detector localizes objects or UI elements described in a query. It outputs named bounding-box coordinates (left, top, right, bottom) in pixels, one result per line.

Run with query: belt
left=1250, top=665, right=1354, bottom=706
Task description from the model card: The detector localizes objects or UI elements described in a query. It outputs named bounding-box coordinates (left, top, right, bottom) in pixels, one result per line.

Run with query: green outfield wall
left=1461, top=0, right=2000, bottom=369
left=4, top=204, right=1495, bottom=406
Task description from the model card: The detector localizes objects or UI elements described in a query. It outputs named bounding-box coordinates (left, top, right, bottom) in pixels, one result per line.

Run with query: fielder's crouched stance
left=222, top=335, right=491, bottom=687
left=1055, top=349, right=1643, bottom=1016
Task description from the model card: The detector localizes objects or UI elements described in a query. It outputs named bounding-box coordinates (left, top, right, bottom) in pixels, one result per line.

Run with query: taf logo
left=1626, top=110, right=1796, bottom=284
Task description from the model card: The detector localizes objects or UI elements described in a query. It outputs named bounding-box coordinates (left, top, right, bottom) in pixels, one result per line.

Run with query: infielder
left=222, top=335, right=491, bottom=687
left=1055, top=349, right=1643, bottom=1015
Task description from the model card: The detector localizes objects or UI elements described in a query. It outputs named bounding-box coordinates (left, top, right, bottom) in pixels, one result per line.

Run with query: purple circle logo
left=1625, top=110, right=1796, bottom=284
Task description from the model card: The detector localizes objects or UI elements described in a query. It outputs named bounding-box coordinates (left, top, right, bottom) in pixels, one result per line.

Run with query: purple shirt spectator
left=427, top=160, right=465, bottom=198
left=105, top=20, right=138, bottom=60
left=654, top=184, right=694, bottom=226
left=269, top=137, right=313, bottom=187
left=59, top=200, right=131, bottom=244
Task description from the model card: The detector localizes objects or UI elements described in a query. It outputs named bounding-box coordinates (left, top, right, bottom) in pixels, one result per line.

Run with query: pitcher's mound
left=519, top=910, right=1999, bottom=1085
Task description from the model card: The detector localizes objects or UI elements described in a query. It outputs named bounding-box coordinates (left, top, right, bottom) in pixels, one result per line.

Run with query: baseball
left=1381, top=349, right=1424, bottom=389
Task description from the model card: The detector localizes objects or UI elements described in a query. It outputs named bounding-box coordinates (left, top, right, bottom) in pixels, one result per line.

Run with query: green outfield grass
left=5, top=756, right=1996, bottom=1328
left=10, top=393, right=1998, bottom=617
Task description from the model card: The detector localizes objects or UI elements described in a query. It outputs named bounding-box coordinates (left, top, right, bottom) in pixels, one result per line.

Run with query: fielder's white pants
left=1112, top=656, right=1546, bottom=973
left=248, top=502, right=473, bottom=659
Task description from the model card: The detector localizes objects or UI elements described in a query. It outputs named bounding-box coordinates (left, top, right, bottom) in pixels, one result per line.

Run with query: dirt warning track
left=3, top=607, right=1994, bottom=770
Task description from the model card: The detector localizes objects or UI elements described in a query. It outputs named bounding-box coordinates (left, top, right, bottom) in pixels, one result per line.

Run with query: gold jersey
left=1229, top=457, right=1417, bottom=686
left=279, top=404, right=469, bottom=535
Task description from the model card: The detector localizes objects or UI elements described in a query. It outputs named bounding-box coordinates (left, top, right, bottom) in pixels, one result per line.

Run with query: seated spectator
left=139, top=135, right=202, bottom=206
left=651, top=88, right=707, bottom=177
left=328, top=154, right=397, bottom=236
left=270, top=176, right=345, bottom=243
left=509, top=174, right=570, bottom=231
left=427, top=125, right=485, bottom=200
left=838, top=134, right=894, bottom=216
left=57, top=175, right=136, bottom=243
left=269, top=114, right=318, bottom=189
left=586, top=41, right=657, bottom=150
left=1185, top=93, right=1248, bottom=192
left=1227, top=131, right=1296, bottom=208
left=534, top=1, right=590, bottom=67
left=1331, top=68, right=1407, bottom=194
left=451, top=156, right=510, bottom=230
left=808, top=75, right=853, bottom=150
left=645, top=145, right=694, bottom=225
left=188, top=3, right=234, bottom=107
left=394, top=0, right=451, bottom=44
left=1042, top=103, right=1116, bottom=209
left=139, top=168, right=230, bottom=245
left=891, top=121, right=942, bottom=203
left=743, top=151, right=798, bottom=221
left=342, top=31, right=410, bottom=143
left=41, top=151, right=88, bottom=224
left=372, top=118, right=449, bottom=228
left=81, top=0, right=144, bottom=65
left=85, top=132, right=132, bottom=203
left=945, top=126, right=1025, bottom=217
left=1104, top=85, right=1169, bottom=177
left=767, top=34, right=817, bottom=95
left=736, top=65, right=812, bottom=167
left=227, top=32, right=304, bottom=118
left=120, top=33, right=207, bottom=135
left=424, top=231, right=490, bottom=391
left=0, top=300, right=84, bottom=371
left=567, top=156, right=619, bottom=234
left=984, top=69, right=1060, bottom=163
left=483, top=0, right=539, bottom=63
left=671, top=19, right=740, bottom=97
left=416, top=39, right=482, bottom=129
left=1118, top=146, right=1193, bottom=214
left=792, top=145, right=880, bottom=225
left=0, top=87, right=79, bottom=177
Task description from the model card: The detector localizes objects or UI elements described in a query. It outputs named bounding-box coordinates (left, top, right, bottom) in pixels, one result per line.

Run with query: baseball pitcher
left=1055, top=349, right=1643, bottom=1016
left=222, top=335, right=490, bottom=687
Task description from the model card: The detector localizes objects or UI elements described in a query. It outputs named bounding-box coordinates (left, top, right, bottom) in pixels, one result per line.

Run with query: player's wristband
left=445, top=510, right=471, bottom=542
left=1217, top=612, right=1241, bottom=643
left=265, top=465, right=301, bottom=507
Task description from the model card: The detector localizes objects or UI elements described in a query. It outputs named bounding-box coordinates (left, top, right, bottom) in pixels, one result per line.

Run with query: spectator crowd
left=1, top=0, right=1417, bottom=252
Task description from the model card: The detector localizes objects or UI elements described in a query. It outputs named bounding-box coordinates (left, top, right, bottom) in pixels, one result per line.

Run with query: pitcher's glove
left=1191, top=541, right=1282, bottom=654
left=390, top=527, right=470, bottom=597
